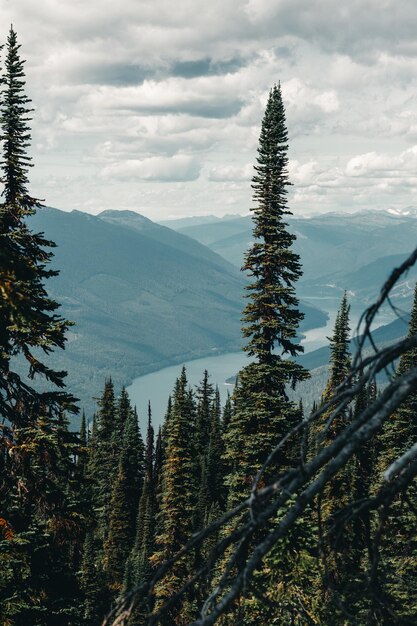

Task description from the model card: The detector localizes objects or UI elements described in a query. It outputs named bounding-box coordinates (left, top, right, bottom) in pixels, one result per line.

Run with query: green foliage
left=79, top=531, right=106, bottom=625
left=127, top=406, right=155, bottom=585
left=0, top=410, right=85, bottom=625
left=103, top=397, right=144, bottom=593
left=0, top=28, right=83, bottom=625
left=310, top=294, right=376, bottom=621
left=152, top=368, right=198, bottom=624
left=372, top=284, right=417, bottom=621
left=194, top=371, right=215, bottom=528
left=225, top=84, right=309, bottom=505
left=242, top=85, right=305, bottom=366
left=88, top=379, right=117, bottom=543
left=0, top=27, right=76, bottom=424
left=205, top=387, right=226, bottom=516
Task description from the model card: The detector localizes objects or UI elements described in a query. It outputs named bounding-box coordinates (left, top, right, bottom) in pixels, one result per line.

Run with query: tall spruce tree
left=128, top=404, right=156, bottom=587
left=125, top=407, right=157, bottom=626
left=219, top=84, right=314, bottom=625
left=205, top=387, right=225, bottom=517
left=224, top=84, right=309, bottom=507
left=76, top=410, right=88, bottom=482
left=0, top=28, right=83, bottom=625
left=154, top=425, right=163, bottom=494
left=195, top=371, right=215, bottom=529
left=222, top=391, right=233, bottom=433
left=0, top=26, right=75, bottom=426
left=195, top=370, right=214, bottom=456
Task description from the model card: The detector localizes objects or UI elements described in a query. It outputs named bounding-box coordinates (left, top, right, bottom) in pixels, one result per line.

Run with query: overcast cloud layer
left=2, top=1, right=417, bottom=219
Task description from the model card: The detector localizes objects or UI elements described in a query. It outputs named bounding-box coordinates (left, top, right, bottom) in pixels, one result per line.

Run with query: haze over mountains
left=27, top=207, right=326, bottom=418
left=169, top=209, right=417, bottom=311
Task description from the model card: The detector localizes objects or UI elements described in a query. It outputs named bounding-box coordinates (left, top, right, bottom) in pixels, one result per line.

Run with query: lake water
left=127, top=310, right=340, bottom=431
left=127, top=351, right=249, bottom=431
left=127, top=295, right=399, bottom=432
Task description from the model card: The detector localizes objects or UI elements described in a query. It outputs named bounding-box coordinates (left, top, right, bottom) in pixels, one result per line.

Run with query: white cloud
left=284, top=79, right=339, bottom=113
left=0, top=0, right=416, bottom=217
left=101, top=154, right=201, bottom=182
left=345, top=147, right=417, bottom=178
left=208, top=164, right=253, bottom=181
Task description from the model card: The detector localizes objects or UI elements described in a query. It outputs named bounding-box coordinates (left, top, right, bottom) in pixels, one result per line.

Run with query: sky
left=2, top=0, right=417, bottom=220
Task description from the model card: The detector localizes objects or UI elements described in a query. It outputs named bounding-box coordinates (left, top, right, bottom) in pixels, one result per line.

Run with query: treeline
left=2, top=25, right=417, bottom=626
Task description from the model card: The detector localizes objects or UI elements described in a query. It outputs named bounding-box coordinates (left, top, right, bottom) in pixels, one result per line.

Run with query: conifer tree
left=195, top=371, right=215, bottom=529
left=311, top=293, right=363, bottom=620
left=80, top=531, right=106, bottom=625
left=195, top=370, right=214, bottom=456
left=224, top=84, right=309, bottom=507
left=89, top=379, right=117, bottom=542
left=129, top=405, right=156, bottom=586
left=103, top=396, right=144, bottom=592
left=80, top=410, right=88, bottom=445
left=205, top=387, right=226, bottom=517
left=125, top=408, right=158, bottom=625
left=353, top=381, right=377, bottom=552
left=154, top=425, right=163, bottom=492
left=151, top=420, right=165, bottom=555
left=373, top=285, right=417, bottom=621
left=324, top=293, right=351, bottom=398
left=219, top=84, right=313, bottom=625
left=76, top=410, right=88, bottom=481
left=152, top=367, right=197, bottom=623
left=0, top=406, right=85, bottom=625
left=197, top=386, right=227, bottom=595
left=0, top=28, right=82, bottom=625
left=0, top=26, right=76, bottom=426
left=113, top=387, right=131, bottom=449
left=161, top=394, right=172, bottom=444
left=222, top=391, right=233, bottom=432
left=90, top=412, right=98, bottom=444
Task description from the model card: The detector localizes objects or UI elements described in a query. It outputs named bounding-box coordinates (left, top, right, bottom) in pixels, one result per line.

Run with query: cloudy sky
left=2, top=1, right=417, bottom=220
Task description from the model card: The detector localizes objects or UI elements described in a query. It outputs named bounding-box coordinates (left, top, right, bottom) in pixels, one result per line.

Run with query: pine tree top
left=398, top=282, right=417, bottom=376
left=241, top=83, right=306, bottom=375
left=326, top=291, right=351, bottom=393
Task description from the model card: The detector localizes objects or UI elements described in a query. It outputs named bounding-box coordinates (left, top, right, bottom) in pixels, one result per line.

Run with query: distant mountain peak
left=99, top=210, right=154, bottom=231
left=99, top=209, right=152, bottom=221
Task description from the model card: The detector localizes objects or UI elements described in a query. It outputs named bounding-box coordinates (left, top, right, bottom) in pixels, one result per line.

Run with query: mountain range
left=26, top=207, right=326, bottom=419
left=23, top=206, right=417, bottom=421
left=159, top=209, right=417, bottom=412
left=169, top=209, right=417, bottom=311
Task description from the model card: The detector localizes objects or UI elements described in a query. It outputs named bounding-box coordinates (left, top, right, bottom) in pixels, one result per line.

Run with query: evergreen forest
left=3, top=27, right=417, bottom=626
